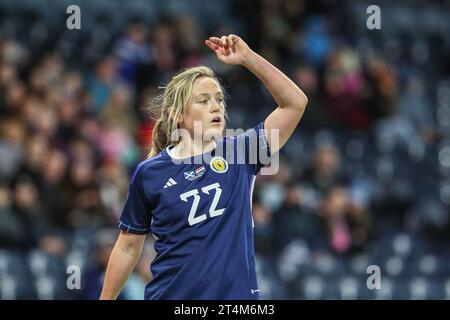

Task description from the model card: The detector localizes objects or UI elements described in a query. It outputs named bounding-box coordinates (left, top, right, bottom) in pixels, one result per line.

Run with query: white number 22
left=180, top=182, right=225, bottom=226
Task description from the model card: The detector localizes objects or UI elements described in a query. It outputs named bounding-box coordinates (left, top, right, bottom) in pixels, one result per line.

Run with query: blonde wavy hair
left=148, top=66, right=227, bottom=158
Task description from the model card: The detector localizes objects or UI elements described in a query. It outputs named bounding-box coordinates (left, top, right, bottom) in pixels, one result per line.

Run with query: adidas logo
left=163, top=178, right=177, bottom=189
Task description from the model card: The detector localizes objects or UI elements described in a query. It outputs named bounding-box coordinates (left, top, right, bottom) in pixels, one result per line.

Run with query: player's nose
left=209, top=99, right=221, bottom=113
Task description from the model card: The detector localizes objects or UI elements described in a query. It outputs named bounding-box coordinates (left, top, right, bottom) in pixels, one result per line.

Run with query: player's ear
left=177, top=113, right=184, bottom=125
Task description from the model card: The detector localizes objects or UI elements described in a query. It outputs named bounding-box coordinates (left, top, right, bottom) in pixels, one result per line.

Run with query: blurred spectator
left=113, top=18, right=154, bottom=85
left=397, top=74, right=439, bottom=145
left=153, top=19, right=177, bottom=74
left=301, top=143, right=346, bottom=199
left=253, top=199, right=277, bottom=257
left=40, top=149, right=69, bottom=229
left=63, top=158, right=105, bottom=230
left=364, top=56, right=398, bottom=121
left=324, top=47, right=369, bottom=130
left=10, top=175, right=48, bottom=249
left=82, top=228, right=117, bottom=300
left=0, top=182, right=24, bottom=248
left=0, top=118, right=25, bottom=180
left=300, top=16, right=334, bottom=68
left=87, top=57, right=120, bottom=114
left=175, top=15, right=204, bottom=68
left=320, top=186, right=372, bottom=255
left=299, top=143, right=372, bottom=254
left=273, top=183, right=322, bottom=250
left=292, top=64, right=330, bottom=129
left=97, top=159, right=131, bottom=222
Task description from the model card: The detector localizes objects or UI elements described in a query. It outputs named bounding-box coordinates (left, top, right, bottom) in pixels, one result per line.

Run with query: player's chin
left=203, top=125, right=224, bottom=140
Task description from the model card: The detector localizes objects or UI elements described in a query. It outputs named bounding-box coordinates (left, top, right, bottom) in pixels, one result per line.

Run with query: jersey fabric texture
left=118, top=122, right=271, bottom=300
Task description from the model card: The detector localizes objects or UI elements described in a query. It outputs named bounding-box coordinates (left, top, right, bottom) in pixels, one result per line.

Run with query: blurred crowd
left=1, top=0, right=450, bottom=299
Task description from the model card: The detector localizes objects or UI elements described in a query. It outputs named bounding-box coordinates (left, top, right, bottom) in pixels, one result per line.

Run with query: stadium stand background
left=1, top=0, right=450, bottom=299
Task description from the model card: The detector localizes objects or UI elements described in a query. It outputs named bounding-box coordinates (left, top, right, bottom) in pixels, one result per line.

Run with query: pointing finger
left=205, top=40, right=219, bottom=51
left=208, top=37, right=223, bottom=47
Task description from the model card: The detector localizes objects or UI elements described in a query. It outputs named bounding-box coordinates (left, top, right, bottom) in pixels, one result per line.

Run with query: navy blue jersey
left=118, top=122, right=271, bottom=300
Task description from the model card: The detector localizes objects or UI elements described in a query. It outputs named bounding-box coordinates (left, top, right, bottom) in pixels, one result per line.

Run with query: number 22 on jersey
left=180, top=182, right=225, bottom=226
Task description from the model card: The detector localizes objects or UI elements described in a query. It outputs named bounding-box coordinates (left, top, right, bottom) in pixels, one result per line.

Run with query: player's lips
left=211, top=116, right=222, bottom=124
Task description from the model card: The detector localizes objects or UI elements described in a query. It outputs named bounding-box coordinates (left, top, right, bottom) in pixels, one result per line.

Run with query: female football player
left=100, top=34, right=308, bottom=300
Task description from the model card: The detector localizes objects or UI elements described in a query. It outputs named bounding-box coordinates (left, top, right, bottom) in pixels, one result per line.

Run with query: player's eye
left=217, top=98, right=224, bottom=104
left=199, top=99, right=208, bottom=104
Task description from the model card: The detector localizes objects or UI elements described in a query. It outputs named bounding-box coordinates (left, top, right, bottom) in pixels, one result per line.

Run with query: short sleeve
left=117, top=165, right=152, bottom=235
left=236, top=122, right=272, bottom=175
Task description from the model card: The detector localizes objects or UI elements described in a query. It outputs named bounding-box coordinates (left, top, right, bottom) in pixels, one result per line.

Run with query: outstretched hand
left=205, top=34, right=253, bottom=65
